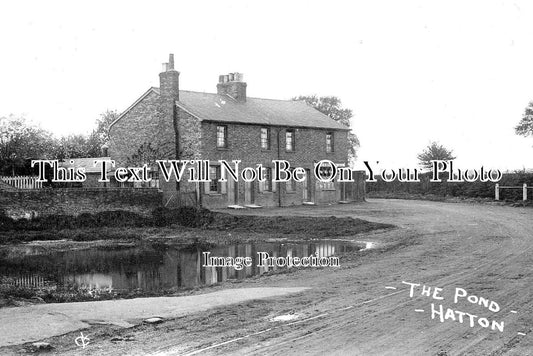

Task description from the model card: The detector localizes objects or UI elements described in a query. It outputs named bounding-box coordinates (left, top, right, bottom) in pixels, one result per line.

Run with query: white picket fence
left=0, top=176, right=43, bottom=189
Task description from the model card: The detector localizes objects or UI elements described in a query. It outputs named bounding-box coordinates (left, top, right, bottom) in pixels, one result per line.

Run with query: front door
left=227, top=179, right=238, bottom=205
left=303, top=169, right=313, bottom=202
left=245, top=181, right=255, bottom=205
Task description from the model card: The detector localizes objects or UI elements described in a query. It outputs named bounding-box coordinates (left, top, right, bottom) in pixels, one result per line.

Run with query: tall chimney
left=217, top=72, right=247, bottom=102
left=168, top=54, right=175, bottom=70
left=159, top=53, right=179, bottom=102
left=159, top=54, right=180, bottom=161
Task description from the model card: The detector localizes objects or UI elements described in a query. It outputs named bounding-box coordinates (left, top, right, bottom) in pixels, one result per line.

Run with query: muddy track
left=4, top=199, right=532, bottom=356
left=170, top=200, right=533, bottom=356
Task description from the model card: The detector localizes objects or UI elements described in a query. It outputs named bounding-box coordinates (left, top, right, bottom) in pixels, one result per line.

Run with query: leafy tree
left=0, top=115, right=54, bottom=175
left=52, top=134, right=99, bottom=160
left=417, top=141, right=456, bottom=170
left=293, top=95, right=360, bottom=161
left=91, top=109, right=118, bottom=147
left=51, top=110, right=119, bottom=159
left=515, top=101, right=533, bottom=139
left=0, top=110, right=119, bottom=176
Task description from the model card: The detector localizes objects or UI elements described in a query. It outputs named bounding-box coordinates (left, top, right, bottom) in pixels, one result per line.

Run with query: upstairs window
left=326, top=132, right=334, bottom=153
left=286, top=130, right=295, bottom=152
left=261, top=127, right=271, bottom=150
left=217, top=125, right=227, bottom=148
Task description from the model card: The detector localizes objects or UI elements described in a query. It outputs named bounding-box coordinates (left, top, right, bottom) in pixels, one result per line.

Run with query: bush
left=152, top=206, right=214, bottom=228
left=0, top=212, right=16, bottom=230
left=0, top=207, right=217, bottom=234
left=367, top=172, right=533, bottom=201
left=0, top=211, right=153, bottom=232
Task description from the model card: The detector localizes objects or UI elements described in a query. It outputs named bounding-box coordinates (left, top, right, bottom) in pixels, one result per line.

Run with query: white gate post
left=524, top=183, right=527, bottom=201
left=495, top=183, right=499, bottom=200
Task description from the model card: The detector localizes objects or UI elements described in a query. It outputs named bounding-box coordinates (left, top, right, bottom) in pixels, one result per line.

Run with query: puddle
left=358, top=241, right=376, bottom=251
left=269, top=314, right=300, bottom=322
left=0, top=240, right=370, bottom=294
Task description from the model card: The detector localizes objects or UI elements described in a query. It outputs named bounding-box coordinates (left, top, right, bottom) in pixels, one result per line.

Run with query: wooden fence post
left=524, top=183, right=527, bottom=201
left=495, top=183, right=499, bottom=201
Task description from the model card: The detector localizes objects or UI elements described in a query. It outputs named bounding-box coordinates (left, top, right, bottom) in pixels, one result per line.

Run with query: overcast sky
left=1, top=0, right=532, bottom=170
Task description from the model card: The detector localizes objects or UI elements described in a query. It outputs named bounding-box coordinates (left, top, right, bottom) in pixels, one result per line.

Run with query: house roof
left=58, top=157, right=112, bottom=173
left=177, top=91, right=349, bottom=130
left=111, top=87, right=350, bottom=131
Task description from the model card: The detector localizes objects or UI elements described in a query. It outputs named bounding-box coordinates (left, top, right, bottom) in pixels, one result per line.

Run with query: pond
left=0, top=240, right=368, bottom=294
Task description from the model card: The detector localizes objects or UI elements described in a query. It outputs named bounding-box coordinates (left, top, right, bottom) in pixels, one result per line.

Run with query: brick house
left=109, top=54, right=360, bottom=208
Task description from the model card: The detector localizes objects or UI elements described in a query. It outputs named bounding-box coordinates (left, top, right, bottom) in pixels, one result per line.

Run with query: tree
left=0, top=110, right=119, bottom=176
left=51, top=134, right=99, bottom=160
left=417, top=141, right=456, bottom=170
left=0, top=115, right=54, bottom=175
left=515, top=101, right=533, bottom=139
left=293, top=95, right=360, bottom=162
left=85, top=109, right=119, bottom=156
left=91, top=109, right=118, bottom=146
left=51, top=110, right=119, bottom=159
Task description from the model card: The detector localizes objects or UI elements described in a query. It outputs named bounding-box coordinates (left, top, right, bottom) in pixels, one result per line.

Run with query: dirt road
left=0, top=288, right=309, bottom=347
left=3, top=199, right=533, bottom=355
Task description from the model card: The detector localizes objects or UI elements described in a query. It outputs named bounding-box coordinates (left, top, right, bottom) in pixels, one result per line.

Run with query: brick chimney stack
left=159, top=54, right=180, bottom=161
left=160, top=54, right=180, bottom=103
left=217, top=73, right=247, bottom=102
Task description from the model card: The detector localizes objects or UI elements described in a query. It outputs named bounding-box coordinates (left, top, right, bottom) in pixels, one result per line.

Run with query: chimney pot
left=162, top=63, right=169, bottom=72
left=216, top=72, right=247, bottom=102
left=168, top=54, right=174, bottom=70
left=101, top=143, right=109, bottom=157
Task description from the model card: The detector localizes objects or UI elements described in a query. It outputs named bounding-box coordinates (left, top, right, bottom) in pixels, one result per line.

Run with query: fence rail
left=0, top=176, right=43, bottom=190
left=495, top=183, right=531, bottom=201
left=163, top=191, right=198, bottom=208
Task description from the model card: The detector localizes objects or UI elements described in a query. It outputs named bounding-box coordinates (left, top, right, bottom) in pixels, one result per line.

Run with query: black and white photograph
left=0, top=1, right=532, bottom=355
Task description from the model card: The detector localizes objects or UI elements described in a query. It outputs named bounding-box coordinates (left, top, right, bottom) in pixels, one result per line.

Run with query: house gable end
left=109, top=87, right=161, bottom=130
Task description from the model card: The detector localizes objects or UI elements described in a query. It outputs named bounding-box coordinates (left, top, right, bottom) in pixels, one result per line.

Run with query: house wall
left=108, top=90, right=175, bottom=166
left=107, top=90, right=354, bottom=209
left=155, top=108, right=203, bottom=206
left=199, top=121, right=349, bottom=208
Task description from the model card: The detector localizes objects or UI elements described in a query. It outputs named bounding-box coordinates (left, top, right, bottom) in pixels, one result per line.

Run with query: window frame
left=216, top=125, right=228, bottom=149
left=209, top=165, right=221, bottom=193
left=285, top=129, right=295, bottom=152
left=326, top=131, right=334, bottom=153
left=260, top=127, right=271, bottom=150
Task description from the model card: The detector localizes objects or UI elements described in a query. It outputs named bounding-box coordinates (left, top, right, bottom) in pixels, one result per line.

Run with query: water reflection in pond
left=0, top=240, right=365, bottom=293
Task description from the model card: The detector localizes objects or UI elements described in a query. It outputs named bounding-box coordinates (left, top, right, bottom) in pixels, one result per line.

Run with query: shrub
left=152, top=207, right=214, bottom=228
left=367, top=172, right=533, bottom=201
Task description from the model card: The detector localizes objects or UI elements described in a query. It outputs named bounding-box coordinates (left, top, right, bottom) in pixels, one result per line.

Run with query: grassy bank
left=0, top=207, right=394, bottom=244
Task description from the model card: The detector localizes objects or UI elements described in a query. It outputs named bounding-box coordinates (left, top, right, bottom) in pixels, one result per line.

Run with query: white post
left=524, top=183, right=527, bottom=201
left=495, top=183, right=499, bottom=201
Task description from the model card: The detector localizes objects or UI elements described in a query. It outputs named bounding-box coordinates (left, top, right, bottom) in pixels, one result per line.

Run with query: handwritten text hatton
left=30, top=159, right=502, bottom=184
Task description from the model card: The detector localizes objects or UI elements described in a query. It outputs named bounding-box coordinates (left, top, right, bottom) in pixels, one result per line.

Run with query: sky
left=1, top=0, right=532, bottom=171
